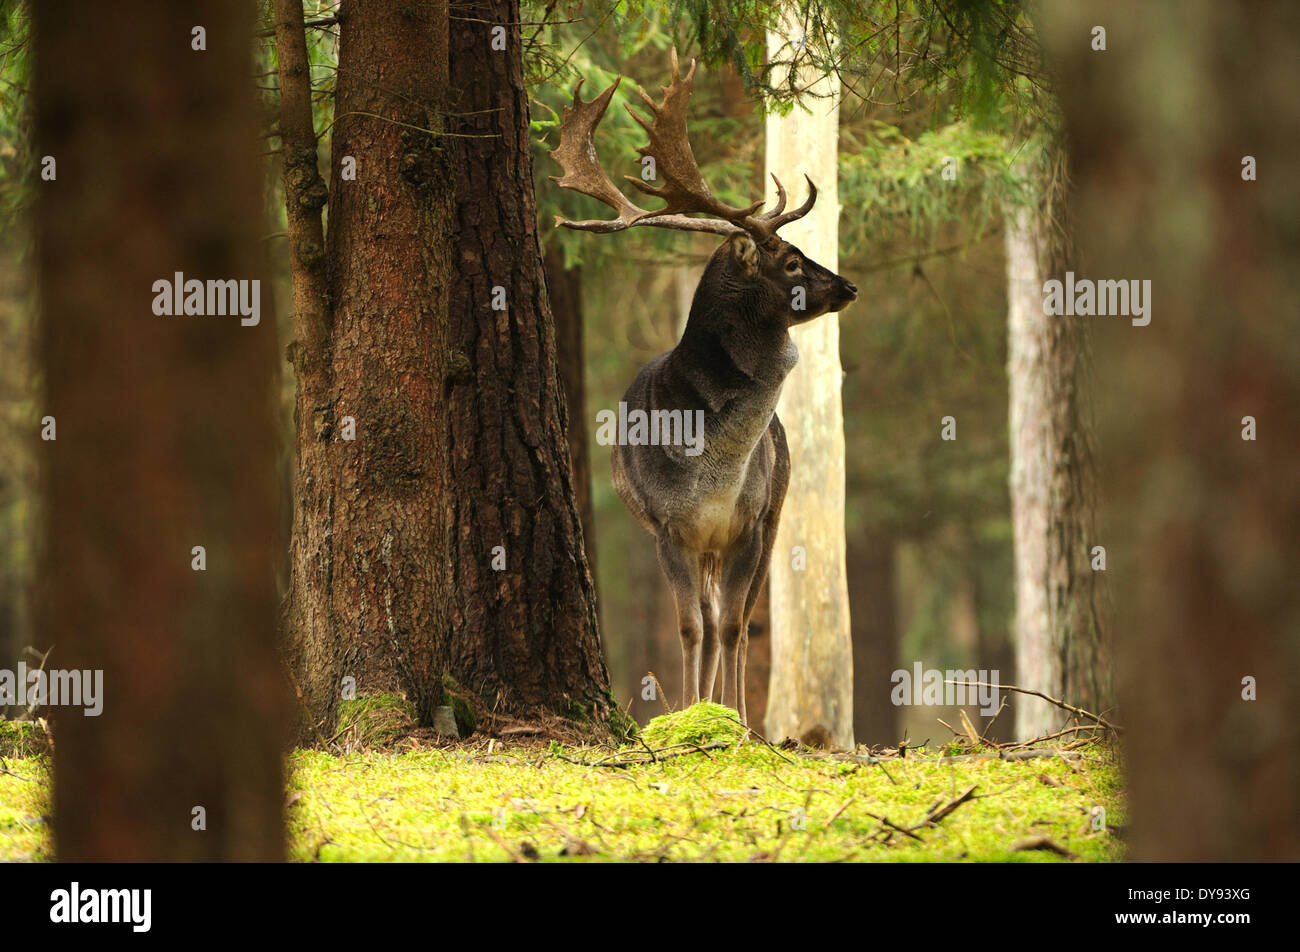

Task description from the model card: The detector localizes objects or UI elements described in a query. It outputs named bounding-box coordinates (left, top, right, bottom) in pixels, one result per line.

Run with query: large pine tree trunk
left=1041, top=0, right=1300, bottom=860
left=36, top=0, right=287, bottom=859
left=282, top=0, right=456, bottom=734
left=1004, top=158, right=1106, bottom=740
left=544, top=245, right=598, bottom=600
left=764, top=14, right=854, bottom=747
left=443, top=0, right=613, bottom=724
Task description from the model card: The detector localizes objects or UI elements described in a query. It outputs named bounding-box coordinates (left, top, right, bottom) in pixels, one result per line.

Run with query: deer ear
left=728, top=233, right=759, bottom=277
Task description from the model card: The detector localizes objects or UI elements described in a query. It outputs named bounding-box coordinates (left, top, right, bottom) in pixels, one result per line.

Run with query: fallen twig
left=945, top=680, right=1121, bottom=733
left=864, top=811, right=924, bottom=842
left=1012, top=835, right=1075, bottom=858
left=919, top=784, right=978, bottom=827
left=1006, top=723, right=1107, bottom=750
left=824, top=797, right=856, bottom=828
left=588, top=740, right=732, bottom=769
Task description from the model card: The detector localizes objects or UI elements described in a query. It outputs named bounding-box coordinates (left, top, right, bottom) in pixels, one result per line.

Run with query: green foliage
left=840, top=119, right=1029, bottom=257
left=0, top=0, right=31, bottom=233
left=527, top=10, right=761, bottom=270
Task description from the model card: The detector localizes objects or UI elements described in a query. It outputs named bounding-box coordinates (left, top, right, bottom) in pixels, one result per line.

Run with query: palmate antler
left=548, top=48, right=816, bottom=241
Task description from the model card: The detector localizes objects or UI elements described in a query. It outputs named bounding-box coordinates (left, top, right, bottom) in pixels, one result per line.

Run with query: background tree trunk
left=764, top=13, right=855, bottom=747
left=36, top=0, right=287, bottom=859
left=444, top=0, right=613, bottom=725
left=0, top=230, right=36, bottom=697
left=1041, top=0, right=1300, bottom=860
left=1005, top=157, right=1106, bottom=740
left=848, top=530, right=899, bottom=746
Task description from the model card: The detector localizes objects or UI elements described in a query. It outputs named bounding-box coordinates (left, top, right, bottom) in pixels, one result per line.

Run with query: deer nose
left=843, top=280, right=858, bottom=297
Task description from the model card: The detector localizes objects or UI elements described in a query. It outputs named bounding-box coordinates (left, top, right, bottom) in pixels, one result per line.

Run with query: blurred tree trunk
left=1041, top=0, right=1300, bottom=860
left=444, top=0, right=614, bottom=726
left=975, top=541, right=1015, bottom=743
left=849, top=531, right=899, bottom=746
left=36, top=0, right=287, bottom=859
left=0, top=231, right=36, bottom=691
left=279, top=0, right=456, bottom=736
left=1004, top=156, right=1106, bottom=740
left=764, top=13, right=854, bottom=747
left=544, top=245, right=598, bottom=600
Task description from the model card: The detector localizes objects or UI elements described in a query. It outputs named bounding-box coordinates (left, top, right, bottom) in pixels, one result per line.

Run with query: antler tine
left=751, top=174, right=818, bottom=238
left=760, top=173, right=789, bottom=220
left=623, top=49, right=765, bottom=225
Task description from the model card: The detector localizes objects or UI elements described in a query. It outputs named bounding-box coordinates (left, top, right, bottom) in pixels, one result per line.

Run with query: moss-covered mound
left=334, top=693, right=416, bottom=750
left=640, top=701, right=747, bottom=749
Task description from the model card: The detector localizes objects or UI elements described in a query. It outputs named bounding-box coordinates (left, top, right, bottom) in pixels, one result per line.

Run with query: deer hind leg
left=730, top=424, right=790, bottom=726
left=719, top=528, right=765, bottom=725
left=656, top=534, right=703, bottom=709
left=699, top=554, right=721, bottom=701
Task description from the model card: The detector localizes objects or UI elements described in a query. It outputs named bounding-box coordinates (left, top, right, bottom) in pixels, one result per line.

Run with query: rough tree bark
left=1041, top=0, right=1300, bottom=860
left=764, top=11, right=855, bottom=748
left=278, top=0, right=455, bottom=735
left=444, top=0, right=614, bottom=726
left=36, top=0, right=287, bottom=859
left=1004, top=155, right=1107, bottom=740
left=544, top=245, right=598, bottom=600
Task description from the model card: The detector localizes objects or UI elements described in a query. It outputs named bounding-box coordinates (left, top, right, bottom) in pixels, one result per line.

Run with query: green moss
left=606, top=695, right=638, bottom=743
left=0, top=719, right=47, bottom=759
left=561, top=694, right=590, bottom=723
left=640, top=702, right=748, bottom=749
left=439, top=675, right=477, bottom=737
left=334, top=693, right=416, bottom=751
left=0, top=740, right=1126, bottom=863
left=0, top=752, right=49, bottom=862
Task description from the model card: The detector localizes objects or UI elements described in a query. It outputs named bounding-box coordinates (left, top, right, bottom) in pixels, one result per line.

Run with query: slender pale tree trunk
left=1004, top=155, right=1106, bottom=740
left=1005, top=195, right=1056, bottom=738
left=764, top=12, right=854, bottom=748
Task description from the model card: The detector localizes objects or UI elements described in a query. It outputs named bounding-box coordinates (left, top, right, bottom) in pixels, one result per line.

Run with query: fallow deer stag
left=549, top=50, right=857, bottom=726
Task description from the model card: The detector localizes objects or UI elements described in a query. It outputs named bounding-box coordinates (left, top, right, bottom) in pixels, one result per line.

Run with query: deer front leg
left=699, top=556, right=720, bottom=701
left=656, top=534, right=703, bottom=709
left=719, top=528, right=765, bottom=725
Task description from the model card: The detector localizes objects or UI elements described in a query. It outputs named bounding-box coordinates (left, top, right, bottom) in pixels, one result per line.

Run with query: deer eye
left=784, top=258, right=802, bottom=275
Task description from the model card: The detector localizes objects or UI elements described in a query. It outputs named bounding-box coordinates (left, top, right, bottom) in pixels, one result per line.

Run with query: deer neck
left=665, top=299, right=797, bottom=461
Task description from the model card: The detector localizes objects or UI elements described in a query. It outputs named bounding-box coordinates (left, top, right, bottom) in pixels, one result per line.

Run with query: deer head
left=548, top=49, right=857, bottom=328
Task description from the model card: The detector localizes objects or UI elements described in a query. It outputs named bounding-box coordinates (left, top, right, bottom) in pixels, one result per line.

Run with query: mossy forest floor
left=0, top=704, right=1125, bottom=862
